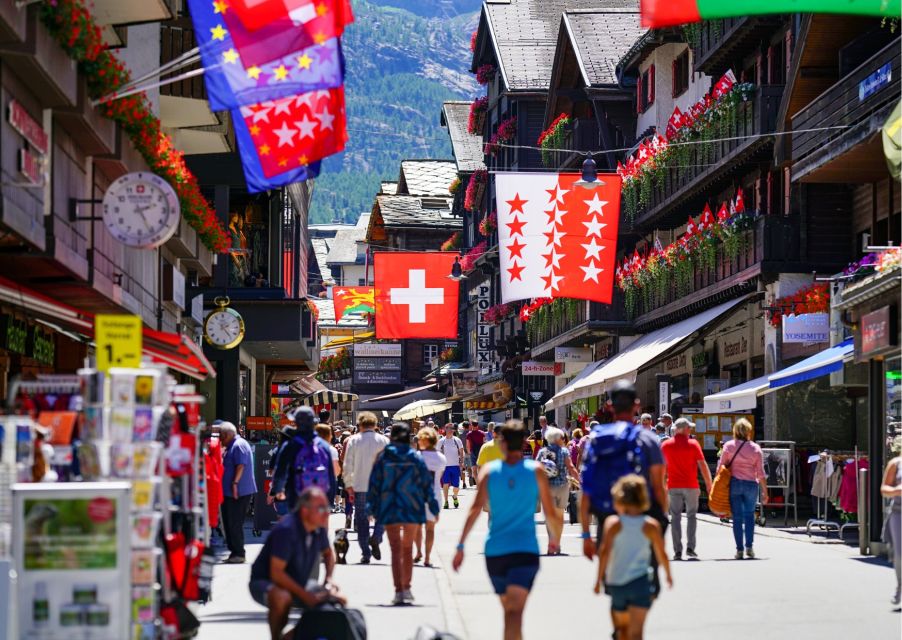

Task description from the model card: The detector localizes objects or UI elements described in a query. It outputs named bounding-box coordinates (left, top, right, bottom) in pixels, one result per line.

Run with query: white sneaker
left=392, top=592, right=405, bottom=606
left=744, top=547, right=755, bottom=559
left=401, top=589, right=415, bottom=603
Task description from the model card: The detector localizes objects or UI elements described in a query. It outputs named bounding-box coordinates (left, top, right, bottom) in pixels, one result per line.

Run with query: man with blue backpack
left=579, top=380, right=669, bottom=596
left=271, top=406, right=338, bottom=513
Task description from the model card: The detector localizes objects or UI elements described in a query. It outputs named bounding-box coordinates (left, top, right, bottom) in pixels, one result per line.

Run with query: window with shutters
left=637, top=66, right=655, bottom=113
left=672, top=51, right=690, bottom=98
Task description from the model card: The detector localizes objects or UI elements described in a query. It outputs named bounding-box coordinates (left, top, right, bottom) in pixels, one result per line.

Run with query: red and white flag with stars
left=494, top=172, right=622, bottom=304
left=238, top=86, right=347, bottom=177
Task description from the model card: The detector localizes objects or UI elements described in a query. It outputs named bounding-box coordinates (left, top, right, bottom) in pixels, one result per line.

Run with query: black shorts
left=485, top=553, right=540, bottom=595
left=249, top=579, right=306, bottom=609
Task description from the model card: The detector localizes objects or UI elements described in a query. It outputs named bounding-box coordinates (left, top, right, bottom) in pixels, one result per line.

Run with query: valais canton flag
left=233, top=87, right=347, bottom=189
left=187, top=0, right=344, bottom=112
left=494, top=172, right=622, bottom=304
left=222, top=0, right=354, bottom=68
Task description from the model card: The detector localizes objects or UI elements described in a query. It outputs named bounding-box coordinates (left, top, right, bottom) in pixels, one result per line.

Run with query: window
left=357, top=278, right=366, bottom=286
left=636, top=65, right=656, bottom=113
left=672, top=51, right=690, bottom=97
left=423, top=344, right=440, bottom=368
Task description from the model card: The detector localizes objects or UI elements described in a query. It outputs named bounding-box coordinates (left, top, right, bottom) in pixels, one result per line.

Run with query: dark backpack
left=293, top=603, right=366, bottom=640
left=580, top=421, right=647, bottom=515
left=292, top=435, right=335, bottom=501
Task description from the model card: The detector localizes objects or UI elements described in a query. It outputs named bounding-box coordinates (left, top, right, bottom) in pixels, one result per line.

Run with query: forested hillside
left=308, top=0, right=479, bottom=223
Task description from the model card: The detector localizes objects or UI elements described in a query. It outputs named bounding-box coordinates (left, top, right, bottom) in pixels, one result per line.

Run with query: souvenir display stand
left=758, top=440, right=798, bottom=526
left=1, top=366, right=210, bottom=640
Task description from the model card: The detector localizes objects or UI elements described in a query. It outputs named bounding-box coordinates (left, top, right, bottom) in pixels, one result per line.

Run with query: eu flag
left=187, top=0, right=344, bottom=112
left=233, top=102, right=321, bottom=193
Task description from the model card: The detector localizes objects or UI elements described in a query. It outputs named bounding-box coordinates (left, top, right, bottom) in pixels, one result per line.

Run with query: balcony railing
left=691, top=16, right=783, bottom=76
left=791, top=39, right=900, bottom=183
left=631, top=214, right=798, bottom=325
left=159, top=19, right=206, bottom=100
left=628, top=86, right=782, bottom=227
left=527, top=294, right=627, bottom=351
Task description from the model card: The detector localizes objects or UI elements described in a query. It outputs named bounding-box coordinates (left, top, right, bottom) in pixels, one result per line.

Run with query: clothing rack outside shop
left=806, top=447, right=864, bottom=539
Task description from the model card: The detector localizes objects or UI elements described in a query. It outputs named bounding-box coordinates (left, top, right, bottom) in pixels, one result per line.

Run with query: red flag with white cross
left=373, top=252, right=459, bottom=339
left=494, top=172, right=622, bottom=304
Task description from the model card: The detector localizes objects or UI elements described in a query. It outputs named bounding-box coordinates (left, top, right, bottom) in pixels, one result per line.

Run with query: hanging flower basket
left=459, top=240, right=487, bottom=273
left=449, top=177, right=461, bottom=195
left=441, top=231, right=461, bottom=252
left=475, top=64, right=496, bottom=85
left=464, top=169, right=488, bottom=212
left=484, top=303, right=516, bottom=325
left=484, top=116, right=517, bottom=156
left=479, top=210, right=497, bottom=237
left=768, top=283, right=830, bottom=327
left=468, top=96, right=488, bottom=135
left=538, top=113, right=571, bottom=168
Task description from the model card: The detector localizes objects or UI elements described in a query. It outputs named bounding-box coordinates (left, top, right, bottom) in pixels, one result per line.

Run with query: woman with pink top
left=717, top=419, right=768, bottom=560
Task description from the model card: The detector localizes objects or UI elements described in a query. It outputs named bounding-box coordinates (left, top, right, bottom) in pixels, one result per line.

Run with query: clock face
left=102, top=172, right=180, bottom=249
left=204, top=308, right=245, bottom=349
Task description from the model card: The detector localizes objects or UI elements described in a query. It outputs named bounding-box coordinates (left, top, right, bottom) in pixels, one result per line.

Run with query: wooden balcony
left=632, top=214, right=799, bottom=329
left=159, top=19, right=205, bottom=101
left=791, top=39, right=900, bottom=183
left=691, top=16, right=784, bottom=77
left=528, top=294, right=628, bottom=356
left=630, top=85, right=782, bottom=228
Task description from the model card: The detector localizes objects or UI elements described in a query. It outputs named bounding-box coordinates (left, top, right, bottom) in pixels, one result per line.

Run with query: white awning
left=394, top=399, right=452, bottom=421
left=544, top=359, right=607, bottom=410
left=703, top=376, right=770, bottom=414
left=546, top=298, right=747, bottom=410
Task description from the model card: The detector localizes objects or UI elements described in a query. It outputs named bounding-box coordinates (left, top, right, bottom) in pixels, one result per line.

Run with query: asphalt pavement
left=197, top=485, right=900, bottom=639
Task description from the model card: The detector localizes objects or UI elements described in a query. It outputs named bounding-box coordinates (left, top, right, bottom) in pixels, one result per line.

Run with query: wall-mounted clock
left=204, top=297, right=245, bottom=350
left=102, top=172, right=180, bottom=249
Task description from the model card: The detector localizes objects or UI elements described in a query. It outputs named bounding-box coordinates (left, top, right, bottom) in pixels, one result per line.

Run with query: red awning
left=0, top=275, right=214, bottom=380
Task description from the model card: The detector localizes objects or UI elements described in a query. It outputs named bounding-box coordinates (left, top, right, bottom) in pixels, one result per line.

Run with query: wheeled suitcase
left=293, top=604, right=366, bottom=640
left=568, top=490, right=579, bottom=524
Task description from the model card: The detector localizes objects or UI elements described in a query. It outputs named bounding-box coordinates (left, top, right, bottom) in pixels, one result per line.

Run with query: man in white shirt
left=342, top=411, right=389, bottom=563
left=437, top=423, right=464, bottom=509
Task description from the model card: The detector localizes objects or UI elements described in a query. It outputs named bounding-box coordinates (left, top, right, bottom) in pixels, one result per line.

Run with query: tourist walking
left=718, top=418, right=768, bottom=559
left=661, top=417, right=713, bottom=560
left=267, top=424, right=296, bottom=517
left=342, top=411, right=389, bottom=563
left=415, top=426, right=446, bottom=566
left=880, top=435, right=902, bottom=606
left=271, top=407, right=337, bottom=511
left=438, top=423, right=464, bottom=509
left=476, top=423, right=505, bottom=470
left=220, top=421, right=257, bottom=564
left=580, top=380, right=668, bottom=595
left=595, top=474, right=672, bottom=640
left=453, top=420, right=561, bottom=640
left=536, top=426, right=579, bottom=554
left=367, top=423, right=441, bottom=605
left=466, top=421, right=486, bottom=483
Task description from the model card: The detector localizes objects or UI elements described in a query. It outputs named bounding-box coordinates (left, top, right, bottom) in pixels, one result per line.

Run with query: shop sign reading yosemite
left=782, top=313, right=829, bottom=344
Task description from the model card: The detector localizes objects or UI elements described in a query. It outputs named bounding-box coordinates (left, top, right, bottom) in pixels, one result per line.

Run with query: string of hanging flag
left=167, top=0, right=355, bottom=193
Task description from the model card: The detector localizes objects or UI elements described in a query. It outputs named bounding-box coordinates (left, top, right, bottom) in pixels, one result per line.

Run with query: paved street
left=197, top=487, right=900, bottom=639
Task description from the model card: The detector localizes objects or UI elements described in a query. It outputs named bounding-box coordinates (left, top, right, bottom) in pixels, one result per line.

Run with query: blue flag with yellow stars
left=187, top=0, right=345, bottom=112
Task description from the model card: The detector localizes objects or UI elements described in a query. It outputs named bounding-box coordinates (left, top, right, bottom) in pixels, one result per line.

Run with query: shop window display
left=228, top=202, right=269, bottom=288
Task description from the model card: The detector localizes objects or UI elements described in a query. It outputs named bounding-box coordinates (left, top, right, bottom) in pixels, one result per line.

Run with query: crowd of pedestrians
left=214, top=378, right=894, bottom=639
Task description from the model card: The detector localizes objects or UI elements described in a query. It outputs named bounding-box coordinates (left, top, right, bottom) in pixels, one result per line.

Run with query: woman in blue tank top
left=452, top=420, right=561, bottom=640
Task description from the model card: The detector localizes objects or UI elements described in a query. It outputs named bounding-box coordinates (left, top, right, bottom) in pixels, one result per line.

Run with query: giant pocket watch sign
left=203, top=297, right=245, bottom=350
left=102, top=172, right=180, bottom=249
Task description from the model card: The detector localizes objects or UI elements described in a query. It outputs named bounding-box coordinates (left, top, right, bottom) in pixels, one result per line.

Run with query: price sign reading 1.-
left=95, top=314, right=143, bottom=371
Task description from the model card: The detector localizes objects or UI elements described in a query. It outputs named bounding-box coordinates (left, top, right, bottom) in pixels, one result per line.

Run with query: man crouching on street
left=249, top=487, right=346, bottom=640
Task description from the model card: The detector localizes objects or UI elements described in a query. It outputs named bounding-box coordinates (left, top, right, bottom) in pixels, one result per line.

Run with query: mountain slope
left=309, top=0, right=478, bottom=223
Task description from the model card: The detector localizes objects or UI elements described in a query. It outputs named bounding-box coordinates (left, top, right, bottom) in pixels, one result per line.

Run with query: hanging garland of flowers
left=484, top=116, right=517, bottom=156
left=38, top=0, right=228, bottom=252
left=459, top=240, right=487, bottom=273
left=619, top=73, right=756, bottom=222
left=520, top=298, right=581, bottom=344
left=483, top=302, right=516, bottom=325
left=464, top=169, right=488, bottom=212
left=440, top=231, right=461, bottom=252
left=467, top=96, right=488, bottom=135
left=615, top=192, right=753, bottom=316
left=479, top=210, right=497, bottom=237
left=449, top=177, right=461, bottom=195
left=767, top=283, right=829, bottom=328
left=475, top=64, right=496, bottom=85
left=537, top=113, right=570, bottom=168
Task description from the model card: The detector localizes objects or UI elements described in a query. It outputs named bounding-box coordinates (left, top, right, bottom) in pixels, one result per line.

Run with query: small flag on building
left=333, top=286, right=375, bottom=320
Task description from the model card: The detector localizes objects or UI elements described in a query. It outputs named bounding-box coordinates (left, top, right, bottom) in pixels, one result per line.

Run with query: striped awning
left=301, top=389, right=359, bottom=406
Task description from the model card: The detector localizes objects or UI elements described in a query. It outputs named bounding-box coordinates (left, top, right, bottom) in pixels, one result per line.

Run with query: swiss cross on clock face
left=102, top=172, right=180, bottom=250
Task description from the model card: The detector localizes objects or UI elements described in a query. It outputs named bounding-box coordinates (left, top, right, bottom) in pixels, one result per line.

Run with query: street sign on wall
left=522, top=361, right=563, bottom=376
left=554, top=347, right=592, bottom=363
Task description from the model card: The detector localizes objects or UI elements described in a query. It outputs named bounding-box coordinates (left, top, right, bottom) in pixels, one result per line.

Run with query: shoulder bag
left=708, top=440, right=748, bottom=518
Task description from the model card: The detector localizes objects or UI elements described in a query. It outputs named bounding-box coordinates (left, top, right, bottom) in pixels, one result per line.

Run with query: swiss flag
left=494, top=172, right=622, bottom=303
left=711, top=70, right=737, bottom=100
left=700, top=203, right=715, bottom=229
left=685, top=215, right=698, bottom=236
left=717, top=202, right=730, bottom=221
left=734, top=187, right=746, bottom=213
left=374, top=253, right=459, bottom=338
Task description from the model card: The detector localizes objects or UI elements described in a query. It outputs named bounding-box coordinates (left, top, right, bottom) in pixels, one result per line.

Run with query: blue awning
left=768, top=339, right=854, bottom=389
